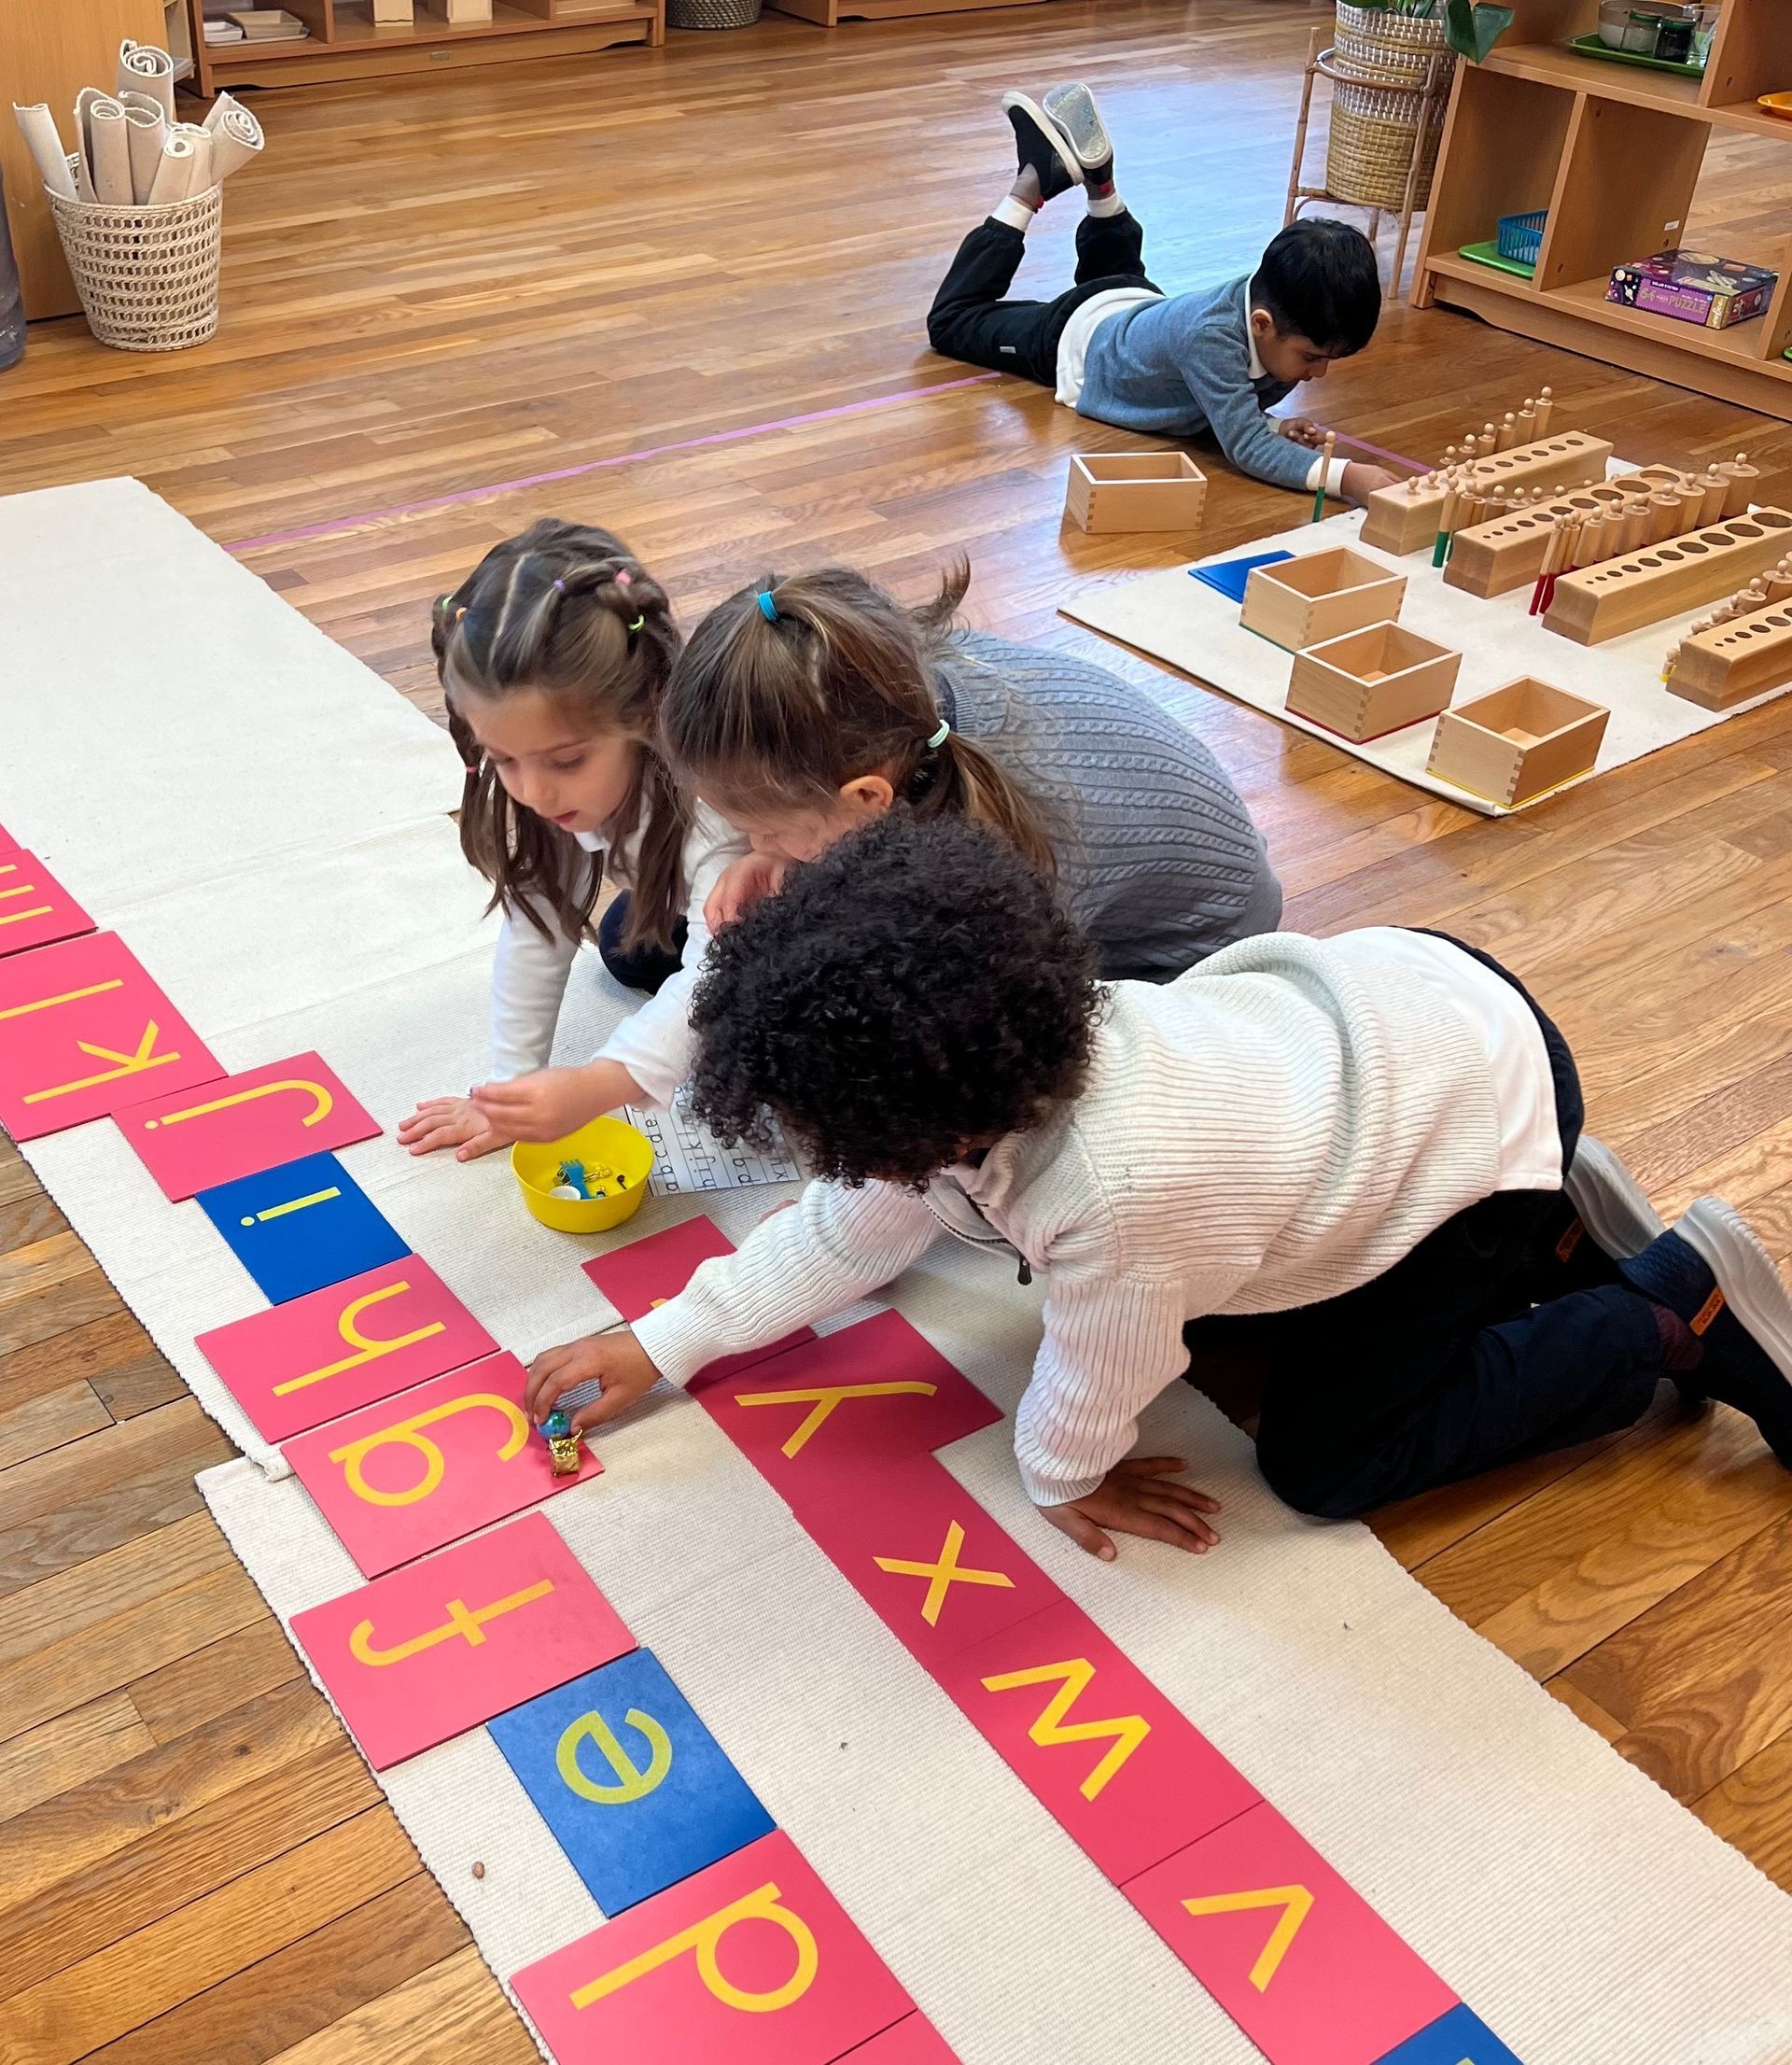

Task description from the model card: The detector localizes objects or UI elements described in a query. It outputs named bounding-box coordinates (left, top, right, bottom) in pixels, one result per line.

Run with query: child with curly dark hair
left=527, top=816, right=1792, bottom=1558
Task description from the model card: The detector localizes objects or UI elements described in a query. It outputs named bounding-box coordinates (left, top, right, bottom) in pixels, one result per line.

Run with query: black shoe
left=1043, top=81, right=1115, bottom=190
left=1553, top=1135, right=1665, bottom=1290
left=1000, top=91, right=1077, bottom=204
left=1618, top=1201, right=1792, bottom=1463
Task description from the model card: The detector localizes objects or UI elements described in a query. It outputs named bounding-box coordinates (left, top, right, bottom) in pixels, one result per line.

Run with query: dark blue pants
left=597, top=895, right=687, bottom=997
left=1187, top=946, right=1665, bottom=1519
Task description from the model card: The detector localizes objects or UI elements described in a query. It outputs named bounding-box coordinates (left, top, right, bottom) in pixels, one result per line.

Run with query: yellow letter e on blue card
left=197, top=1151, right=409, bottom=1305
left=488, top=1649, right=774, bottom=1915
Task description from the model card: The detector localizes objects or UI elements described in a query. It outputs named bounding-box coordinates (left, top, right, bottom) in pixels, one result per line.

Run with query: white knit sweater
left=632, top=930, right=1562, bottom=1505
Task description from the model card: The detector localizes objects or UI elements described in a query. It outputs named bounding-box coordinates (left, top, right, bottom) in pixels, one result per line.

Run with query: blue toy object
left=1371, top=2003, right=1526, bottom=2064
left=541, top=1407, right=572, bottom=1440
left=555, top=1159, right=594, bottom=1200
left=488, top=1651, right=775, bottom=1914
left=1191, top=549, right=1295, bottom=604
left=196, top=1152, right=408, bottom=1306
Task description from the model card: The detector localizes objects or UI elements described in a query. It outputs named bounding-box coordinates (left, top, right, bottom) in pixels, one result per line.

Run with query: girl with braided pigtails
left=399, top=519, right=749, bottom=1161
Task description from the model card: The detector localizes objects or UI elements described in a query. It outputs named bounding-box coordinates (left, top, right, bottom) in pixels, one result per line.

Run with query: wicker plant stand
left=1283, top=25, right=1451, bottom=301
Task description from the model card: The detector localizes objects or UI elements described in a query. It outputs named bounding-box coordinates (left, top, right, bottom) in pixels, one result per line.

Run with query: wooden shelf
left=328, top=0, right=651, bottom=42
left=1486, top=40, right=1705, bottom=118
left=1546, top=273, right=1776, bottom=367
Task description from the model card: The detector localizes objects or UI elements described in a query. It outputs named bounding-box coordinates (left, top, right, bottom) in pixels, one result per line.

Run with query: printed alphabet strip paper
left=0, top=932, right=220, bottom=1142
left=489, top=1651, right=775, bottom=1916
left=118, top=1050, right=380, bottom=1201
left=0, top=850, right=96, bottom=961
left=582, top=1215, right=812, bottom=1384
left=511, top=1830, right=913, bottom=2065
left=197, top=1150, right=409, bottom=1305
left=284, top=1352, right=602, bottom=1578
left=786, top=1455, right=1065, bottom=1669
left=288, top=1512, right=633, bottom=1769
left=936, top=1598, right=1260, bottom=1886
left=1124, top=1803, right=1458, bottom=2065
left=196, top=1255, right=499, bottom=1443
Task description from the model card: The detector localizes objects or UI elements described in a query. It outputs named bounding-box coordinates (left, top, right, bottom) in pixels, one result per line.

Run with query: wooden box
left=1545, top=509, right=1792, bottom=644
left=1668, top=603, right=1792, bottom=711
left=371, top=0, right=414, bottom=21
left=1427, top=679, right=1608, bottom=806
left=1359, top=431, right=1615, bottom=556
left=1287, top=622, right=1462, bottom=742
left=427, top=0, right=493, bottom=19
left=1444, top=469, right=1691, bottom=600
left=1241, top=548, right=1407, bottom=653
left=1064, top=453, right=1207, bottom=535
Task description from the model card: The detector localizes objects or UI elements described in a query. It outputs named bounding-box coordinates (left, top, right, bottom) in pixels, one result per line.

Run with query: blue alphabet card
left=196, top=1150, right=408, bottom=1305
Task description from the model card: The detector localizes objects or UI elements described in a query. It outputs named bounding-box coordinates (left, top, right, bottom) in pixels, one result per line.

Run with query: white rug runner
left=5, top=480, right=1789, bottom=2064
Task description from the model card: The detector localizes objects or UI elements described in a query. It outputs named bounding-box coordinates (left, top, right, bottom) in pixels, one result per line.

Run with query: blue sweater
left=1077, top=276, right=1314, bottom=492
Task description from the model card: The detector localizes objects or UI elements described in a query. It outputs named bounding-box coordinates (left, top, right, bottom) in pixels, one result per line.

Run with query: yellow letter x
left=875, top=1519, right=1014, bottom=1627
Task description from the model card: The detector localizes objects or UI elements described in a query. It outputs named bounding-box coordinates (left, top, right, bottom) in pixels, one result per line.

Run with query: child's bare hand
left=470, top=1066, right=605, bottom=1145
left=398, top=1096, right=512, bottom=1161
left=1040, top=1457, right=1221, bottom=1562
left=1341, top=461, right=1398, bottom=505
left=1279, top=416, right=1328, bottom=448
left=525, top=1329, right=662, bottom=1433
left=706, top=851, right=791, bottom=932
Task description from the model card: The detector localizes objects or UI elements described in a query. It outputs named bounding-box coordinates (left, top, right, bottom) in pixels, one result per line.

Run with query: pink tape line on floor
left=222, top=373, right=1006, bottom=555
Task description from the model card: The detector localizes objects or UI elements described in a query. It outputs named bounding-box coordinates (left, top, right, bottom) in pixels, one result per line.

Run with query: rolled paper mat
left=171, top=121, right=216, bottom=193
left=74, top=86, right=106, bottom=184
left=147, top=132, right=197, bottom=204
left=118, top=41, right=177, bottom=124
left=123, top=102, right=169, bottom=203
left=203, top=93, right=264, bottom=183
left=71, top=146, right=97, bottom=204
left=89, top=95, right=133, bottom=204
left=11, top=104, right=77, bottom=201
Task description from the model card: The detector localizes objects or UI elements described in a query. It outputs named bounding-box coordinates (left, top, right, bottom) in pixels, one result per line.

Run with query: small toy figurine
left=555, top=1159, right=595, bottom=1200
left=540, top=1405, right=583, bottom=1477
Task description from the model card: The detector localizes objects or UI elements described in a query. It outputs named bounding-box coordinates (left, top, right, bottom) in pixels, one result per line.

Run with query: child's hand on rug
left=1278, top=416, right=1328, bottom=448
left=1040, top=1456, right=1221, bottom=1562
left=470, top=1060, right=630, bottom=1145
left=526, top=1328, right=662, bottom=1433
left=707, top=851, right=791, bottom=931
left=398, top=1095, right=513, bottom=1161
left=1342, top=461, right=1398, bottom=505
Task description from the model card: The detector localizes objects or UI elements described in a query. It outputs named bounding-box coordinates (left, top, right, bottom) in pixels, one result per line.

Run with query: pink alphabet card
left=117, top=1050, right=380, bottom=1201
left=195, top=1255, right=499, bottom=1443
left=582, top=1215, right=811, bottom=1384
left=936, top=1598, right=1259, bottom=1886
left=0, top=932, right=220, bottom=1142
left=511, top=1829, right=913, bottom=2065
left=696, top=1309, right=1001, bottom=1491
left=284, top=1352, right=602, bottom=1578
left=838, top=2016, right=963, bottom=2063
left=1123, top=1802, right=1458, bottom=2065
left=288, top=1511, right=634, bottom=1769
left=0, top=851, right=95, bottom=961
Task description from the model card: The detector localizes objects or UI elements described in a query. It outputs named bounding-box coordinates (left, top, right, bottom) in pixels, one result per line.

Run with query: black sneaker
left=1553, top=1135, right=1664, bottom=1289
left=1618, top=1201, right=1792, bottom=1463
left=1043, top=81, right=1115, bottom=190
left=1000, top=90, right=1079, bottom=204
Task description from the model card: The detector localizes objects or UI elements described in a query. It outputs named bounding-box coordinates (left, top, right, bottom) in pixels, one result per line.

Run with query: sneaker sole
left=1678, top=1196, right=1792, bottom=1387
left=1042, top=81, right=1113, bottom=173
left=1000, top=90, right=1086, bottom=189
left=1563, top=1135, right=1664, bottom=1261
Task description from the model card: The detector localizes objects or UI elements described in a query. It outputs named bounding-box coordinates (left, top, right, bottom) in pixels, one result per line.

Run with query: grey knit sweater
left=938, top=631, right=1281, bottom=978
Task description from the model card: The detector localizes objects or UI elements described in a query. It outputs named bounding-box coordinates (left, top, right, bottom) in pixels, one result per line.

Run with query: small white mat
left=1062, top=493, right=1792, bottom=816
left=5, top=480, right=1789, bottom=2065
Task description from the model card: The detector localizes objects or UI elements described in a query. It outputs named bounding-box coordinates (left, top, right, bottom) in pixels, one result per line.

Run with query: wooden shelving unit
left=184, top=0, right=659, bottom=91
left=1413, top=0, right=1792, bottom=422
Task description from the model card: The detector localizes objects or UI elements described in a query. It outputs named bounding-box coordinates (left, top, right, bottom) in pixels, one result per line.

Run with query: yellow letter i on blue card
left=1374, top=2005, right=1525, bottom=2065
left=197, top=1151, right=409, bottom=1306
left=489, top=1650, right=775, bottom=1916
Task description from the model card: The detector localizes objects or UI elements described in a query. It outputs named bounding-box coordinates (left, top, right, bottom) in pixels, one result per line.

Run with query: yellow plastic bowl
left=511, top=1117, right=655, bottom=1234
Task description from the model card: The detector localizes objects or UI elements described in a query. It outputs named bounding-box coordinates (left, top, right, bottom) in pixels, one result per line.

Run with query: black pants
left=597, top=894, right=688, bottom=996
left=926, top=212, right=1161, bottom=389
left=1186, top=945, right=1665, bottom=1519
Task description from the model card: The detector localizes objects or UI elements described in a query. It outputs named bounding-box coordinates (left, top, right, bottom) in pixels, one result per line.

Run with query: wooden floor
left=5, top=1, right=1792, bottom=2057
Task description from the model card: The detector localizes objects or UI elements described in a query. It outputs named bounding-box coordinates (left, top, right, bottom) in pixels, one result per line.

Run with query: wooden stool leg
left=1283, top=30, right=1323, bottom=230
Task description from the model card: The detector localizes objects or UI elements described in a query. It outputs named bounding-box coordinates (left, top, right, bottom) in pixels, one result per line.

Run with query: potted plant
left=1344, top=0, right=1516, bottom=63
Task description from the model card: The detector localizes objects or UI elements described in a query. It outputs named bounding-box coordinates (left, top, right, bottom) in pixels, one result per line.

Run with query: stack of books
left=227, top=9, right=311, bottom=39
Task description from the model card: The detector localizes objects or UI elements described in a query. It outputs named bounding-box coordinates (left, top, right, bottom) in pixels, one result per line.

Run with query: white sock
left=1086, top=189, right=1126, bottom=219
left=992, top=194, right=1035, bottom=233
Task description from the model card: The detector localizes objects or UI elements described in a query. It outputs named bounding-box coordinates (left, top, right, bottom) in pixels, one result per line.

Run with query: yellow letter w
left=979, top=1655, right=1151, bottom=1800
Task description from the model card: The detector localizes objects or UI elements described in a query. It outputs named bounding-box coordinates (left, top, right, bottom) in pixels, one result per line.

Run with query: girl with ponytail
left=660, top=561, right=1281, bottom=980
left=398, top=519, right=748, bottom=1161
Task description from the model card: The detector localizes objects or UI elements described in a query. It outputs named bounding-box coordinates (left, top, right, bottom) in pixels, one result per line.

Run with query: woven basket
left=666, top=0, right=760, bottom=26
left=48, top=181, right=222, bottom=352
left=1327, top=3, right=1456, bottom=209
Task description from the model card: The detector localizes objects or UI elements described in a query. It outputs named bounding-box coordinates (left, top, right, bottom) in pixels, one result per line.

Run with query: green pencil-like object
left=1312, top=431, right=1336, bottom=525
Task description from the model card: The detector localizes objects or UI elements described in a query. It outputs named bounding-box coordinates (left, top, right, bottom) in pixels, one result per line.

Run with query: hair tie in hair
left=628, top=615, right=645, bottom=633
left=455, top=607, right=468, bottom=625
left=756, top=587, right=779, bottom=623
left=927, top=718, right=951, bottom=750
left=615, top=569, right=633, bottom=587
left=553, top=578, right=566, bottom=594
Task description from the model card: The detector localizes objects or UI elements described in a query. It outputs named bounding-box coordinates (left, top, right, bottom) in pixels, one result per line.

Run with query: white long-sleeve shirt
left=632, top=929, right=1562, bottom=1505
left=488, top=802, right=747, bottom=1104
